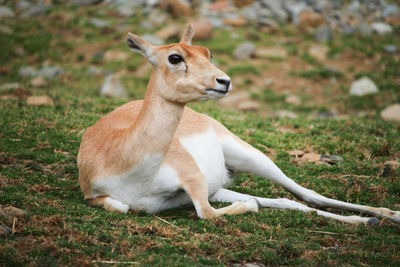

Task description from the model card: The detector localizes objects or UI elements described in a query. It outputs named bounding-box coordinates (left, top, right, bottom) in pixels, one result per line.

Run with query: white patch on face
left=166, top=51, right=186, bottom=72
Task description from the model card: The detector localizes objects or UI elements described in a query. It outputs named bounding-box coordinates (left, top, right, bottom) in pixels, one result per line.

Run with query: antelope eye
left=168, top=54, right=184, bottom=64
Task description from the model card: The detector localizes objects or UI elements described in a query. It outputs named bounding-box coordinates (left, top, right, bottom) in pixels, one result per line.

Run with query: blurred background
left=0, top=0, right=399, bottom=119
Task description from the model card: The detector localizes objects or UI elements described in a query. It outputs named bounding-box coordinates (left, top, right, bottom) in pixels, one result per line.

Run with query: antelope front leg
left=182, top=175, right=260, bottom=219
left=220, top=136, right=400, bottom=223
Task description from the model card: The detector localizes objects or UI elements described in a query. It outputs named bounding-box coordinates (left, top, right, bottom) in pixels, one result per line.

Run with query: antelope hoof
left=246, top=198, right=262, bottom=213
left=367, top=217, right=379, bottom=226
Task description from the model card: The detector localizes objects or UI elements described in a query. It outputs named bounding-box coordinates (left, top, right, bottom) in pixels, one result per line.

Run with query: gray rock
left=274, top=110, right=298, bottom=119
left=239, top=4, right=259, bottom=22
left=315, top=25, right=333, bottom=43
left=234, top=43, right=256, bottom=60
left=70, top=0, right=103, bottom=6
left=16, top=0, right=32, bottom=10
left=89, top=18, right=111, bottom=28
left=349, top=77, right=378, bottom=96
left=347, top=0, right=360, bottom=13
left=284, top=0, right=308, bottom=25
left=262, top=0, right=288, bottom=24
left=356, top=23, right=373, bottom=36
left=381, top=104, right=400, bottom=122
left=320, top=155, right=343, bottom=165
left=100, top=74, right=128, bottom=98
left=383, top=4, right=399, bottom=18
left=116, top=5, right=135, bottom=17
left=92, top=52, right=104, bottom=62
left=142, top=34, right=164, bottom=46
left=383, top=44, right=397, bottom=54
left=371, top=22, right=393, bottom=35
left=20, top=2, right=50, bottom=18
left=37, top=66, right=65, bottom=79
left=0, top=6, right=15, bottom=19
left=314, top=0, right=332, bottom=12
left=314, top=110, right=339, bottom=118
left=208, top=17, right=225, bottom=28
left=19, top=66, right=37, bottom=78
left=258, top=17, right=279, bottom=28
left=87, top=66, right=105, bottom=76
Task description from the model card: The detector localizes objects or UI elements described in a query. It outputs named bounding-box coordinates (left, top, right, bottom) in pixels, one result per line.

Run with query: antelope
left=78, top=25, right=400, bottom=225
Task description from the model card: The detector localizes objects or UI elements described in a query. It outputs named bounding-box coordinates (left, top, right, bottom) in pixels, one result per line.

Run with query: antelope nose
left=216, top=78, right=231, bottom=90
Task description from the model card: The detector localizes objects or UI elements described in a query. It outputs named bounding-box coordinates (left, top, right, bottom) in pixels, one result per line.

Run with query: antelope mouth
left=205, top=88, right=228, bottom=95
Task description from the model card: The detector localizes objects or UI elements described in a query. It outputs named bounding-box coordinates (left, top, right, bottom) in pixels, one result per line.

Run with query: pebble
left=0, top=6, right=15, bottom=19
left=284, top=1, right=308, bottom=25
left=20, top=2, right=50, bottom=18
left=273, top=110, right=298, bottom=119
left=19, top=66, right=37, bottom=78
left=100, top=74, right=128, bottom=98
left=349, top=77, right=378, bottom=96
left=308, top=44, right=328, bottom=61
left=356, top=23, right=373, bottom=36
left=89, top=18, right=111, bottom=28
left=262, top=0, right=288, bottom=24
left=237, top=100, right=260, bottom=111
left=192, top=19, right=214, bottom=40
left=315, top=25, right=333, bottom=43
left=37, top=66, right=65, bottom=79
left=264, top=77, right=275, bottom=87
left=299, top=9, right=325, bottom=28
left=234, top=43, right=256, bottom=60
left=104, top=50, right=129, bottom=61
left=371, top=22, right=393, bottom=35
left=383, top=44, right=397, bottom=54
left=27, top=96, right=54, bottom=106
left=87, top=65, right=105, bottom=76
left=255, top=47, right=287, bottom=59
left=380, top=104, right=400, bottom=122
left=31, top=77, right=48, bottom=87
left=314, top=110, right=339, bottom=118
left=285, top=95, right=301, bottom=105
left=320, top=155, right=344, bottom=165
left=301, top=152, right=321, bottom=163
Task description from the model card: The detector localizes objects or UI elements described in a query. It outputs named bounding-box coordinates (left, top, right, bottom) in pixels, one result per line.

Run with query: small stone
left=142, top=34, right=164, bottom=46
left=37, top=66, right=64, bottom=79
left=255, top=47, right=287, bottom=59
left=20, top=2, right=50, bottom=18
left=320, top=155, right=343, bottom=165
left=238, top=100, right=260, bottom=111
left=290, top=149, right=306, bottom=157
left=308, top=44, right=328, bottom=61
left=380, top=104, right=400, bottom=122
left=371, top=22, right=393, bottom=35
left=0, top=6, right=15, bottom=19
left=349, top=77, right=378, bottom=96
left=232, top=0, right=254, bottom=8
left=258, top=17, right=279, bottom=28
left=104, top=50, right=129, bottom=61
left=160, top=0, right=191, bottom=17
left=285, top=95, right=301, bottom=105
left=19, top=66, right=37, bottom=78
left=223, top=18, right=247, bottom=27
left=285, top=1, right=308, bottom=25
left=383, top=4, right=399, bottom=18
left=89, top=18, right=111, bottom=28
left=70, top=0, right=103, bottom=6
left=87, top=65, right=104, bottom=76
left=234, top=43, right=256, bottom=60
left=315, top=25, right=333, bottom=43
left=92, top=52, right=104, bottom=61
left=116, top=5, right=135, bottom=17
left=314, top=110, right=339, bottom=118
left=264, top=77, right=275, bottom=87
left=27, top=96, right=54, bottom=106
left=156, top=25, right=181, bottom=40
left=301, top=152, right=321, bottom=163
left=262, top=0, right=288, bottom=24
left=273, top=110, right=298, bottom=119
left=383, top=44, right=397, bottom=54
left=16, top=0, right=32, bottom=10
left=100, top=74, right=128, bottom=98
left=192, top=19, right=214, bottom=41
left=356, top=23, right=373, bottom=36
left=146, top=9, right=168, bottom=29
left=31, top=77, right=48, bottom=87
left=0, top=82, right=19, bottom=91
left=299, top=9, right=325, bottom=28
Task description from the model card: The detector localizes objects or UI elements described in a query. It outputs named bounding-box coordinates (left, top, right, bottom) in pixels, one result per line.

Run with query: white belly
left=179, top=126, right=230, bottom=196
left=91, top=127, right=229, bottom=213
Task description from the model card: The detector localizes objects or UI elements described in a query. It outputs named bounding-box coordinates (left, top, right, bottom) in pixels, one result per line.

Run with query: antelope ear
left=180, top=24, right=195, bottom=45
left=127, top=33, right=157, bottom=64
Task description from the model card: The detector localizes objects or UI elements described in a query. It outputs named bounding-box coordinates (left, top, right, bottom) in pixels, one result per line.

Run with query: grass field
left=1, top=3, right=400, bottom=266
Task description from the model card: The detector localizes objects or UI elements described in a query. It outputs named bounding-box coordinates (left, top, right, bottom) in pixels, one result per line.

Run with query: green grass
left=1, top=3, right=400, bottom=266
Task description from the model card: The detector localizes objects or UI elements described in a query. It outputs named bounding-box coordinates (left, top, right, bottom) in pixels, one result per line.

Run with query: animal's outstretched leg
left=210, top=189, right=378, bottom=225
